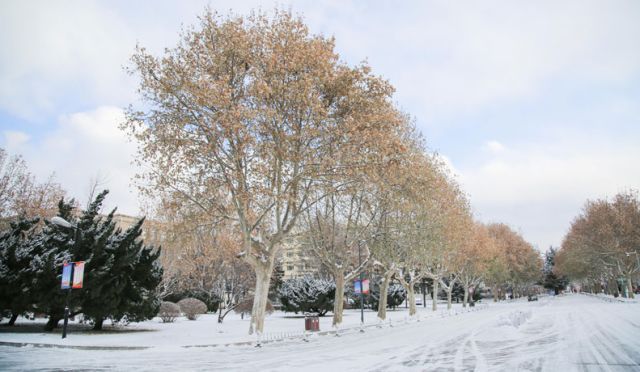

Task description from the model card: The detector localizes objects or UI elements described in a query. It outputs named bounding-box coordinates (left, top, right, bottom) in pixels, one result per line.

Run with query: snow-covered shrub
left=278, top=276, right=335, bottom=316
left=164, top=291, right=221, bottom=312
left=369, top=280, right=407, bottom=310
left=158, top=301, right=181, bottom=323
left=234, top=297, right=274, bottom=314
left=178, top=298, right=207, bottom=320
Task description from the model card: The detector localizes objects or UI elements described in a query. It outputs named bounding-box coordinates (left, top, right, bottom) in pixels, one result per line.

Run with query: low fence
left=256, top=302, right=491, bottom=346
left=580, top=292, right=638, bottom=304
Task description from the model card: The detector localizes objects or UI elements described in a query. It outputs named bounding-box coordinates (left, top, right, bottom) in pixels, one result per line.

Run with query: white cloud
left=3, top=1, right=638, bottom=123
left=0, top=2, right=131, bottom=120
left=1, top=106, right=141, bottom=215
left=1, top=0, right=638, bottom=249
left=484, top=140, right=505, bottom=154
left=457, top=137, right=640, bottom=248
left=300, top=1, right=640, bottom=124
left=2, top=131, right=30, bottom=152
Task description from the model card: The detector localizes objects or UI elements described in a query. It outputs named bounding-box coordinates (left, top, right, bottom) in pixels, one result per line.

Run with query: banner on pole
left=61, top=262, right=72, bottom=289
left=354, top=279, right=370, bottom=295
left=72, top=261, right=85, bottom=289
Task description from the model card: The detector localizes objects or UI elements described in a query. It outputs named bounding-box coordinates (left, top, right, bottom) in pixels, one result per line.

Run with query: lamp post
left=218, top=282, right=233, bottom=323
left=358, top=240, right=365, bottom=326
left=625, top=251, right=640, bottom=269
left=421, top=277, right=427, bottom=308
left=51, top=216, right=78, bottom=339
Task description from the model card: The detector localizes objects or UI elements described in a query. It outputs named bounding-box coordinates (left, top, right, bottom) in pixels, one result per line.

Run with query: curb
left=0, top=305, right=490, bottom=351
left=0, top=341, right=149, bottom=350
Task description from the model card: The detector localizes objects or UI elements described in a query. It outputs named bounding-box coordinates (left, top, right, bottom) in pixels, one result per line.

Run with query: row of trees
left=0, top=191, right=162, bottom=330
left=123, top=9, right=542, bottom=335
left=555, top=191, right=640, bottom=298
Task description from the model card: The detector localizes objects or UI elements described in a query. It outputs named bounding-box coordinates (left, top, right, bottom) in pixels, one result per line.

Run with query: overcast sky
left=1, top=0, right=639, bottom=251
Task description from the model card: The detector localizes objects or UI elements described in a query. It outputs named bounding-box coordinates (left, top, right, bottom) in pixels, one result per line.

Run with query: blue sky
left=1, top=0, right=639, bottom=251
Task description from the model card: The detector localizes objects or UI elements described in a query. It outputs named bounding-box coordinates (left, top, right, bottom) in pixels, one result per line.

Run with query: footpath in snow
left=1, top=294, right=639, bottom=371
left=0, top=300, right=484, bottom=348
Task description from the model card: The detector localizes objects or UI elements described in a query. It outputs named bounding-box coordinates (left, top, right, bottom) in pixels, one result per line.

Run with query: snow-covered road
left=1, top=294, right=638, bottom=371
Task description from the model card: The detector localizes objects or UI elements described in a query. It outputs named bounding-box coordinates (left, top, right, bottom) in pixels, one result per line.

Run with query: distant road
left=1, top=295, right=639, bottom=371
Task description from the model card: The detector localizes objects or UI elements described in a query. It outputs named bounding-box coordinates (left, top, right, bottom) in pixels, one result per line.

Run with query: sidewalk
left=0, top=302, right=490, bottom=350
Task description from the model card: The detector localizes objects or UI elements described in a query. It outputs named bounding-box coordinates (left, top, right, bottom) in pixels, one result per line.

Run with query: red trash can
left=305, top=315, right=320, bottom=331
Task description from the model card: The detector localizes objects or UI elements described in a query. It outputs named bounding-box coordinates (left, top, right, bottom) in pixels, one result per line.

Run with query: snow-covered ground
left=1, top=294, right=639, bottom=371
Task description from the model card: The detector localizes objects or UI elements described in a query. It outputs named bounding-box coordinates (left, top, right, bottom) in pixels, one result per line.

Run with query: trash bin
left=304, top=315, right=320, bottom=332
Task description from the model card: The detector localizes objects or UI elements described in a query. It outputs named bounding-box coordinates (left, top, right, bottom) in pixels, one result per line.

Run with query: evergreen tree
left=278, top=276, right=335, bottom=316
left=25, top=190, right=162, bottom=331
left=80, top=217, right=162, bottom=329
left=268, top=263, right=285, bottom=302
left=369, top=279, right=407, bottom=310
left=0, top=217, right=39, bottom=325
left=451, top=281, right=465, bottom=303
left=28, top=198, right=76, bottom=331
left=68, top=191, right=162, bottom=330
left=543, top=247, right=569, bottom=295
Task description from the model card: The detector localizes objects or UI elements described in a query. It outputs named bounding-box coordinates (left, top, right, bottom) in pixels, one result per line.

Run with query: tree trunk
left=407, top=284, right=417, bottom=316
left=332, top=272, right=346, bottom=327
left=44, top=316, right=61, bottom=331
left=446, top=286, right=453, bottom=310
left=8, top=313, right=18, bottom=326
left=463, top=284, right=469, bottom=308
left=627, top=278, right=634, bottom=299
left=493, top=286, right=499, bottom=302
left=432, top=279, right=439, bottom=311
left=249, top=259, right=274, bottom=336
left=377, top=272, right=393, bottom=321
left=93, top=317, right=104, bottom=331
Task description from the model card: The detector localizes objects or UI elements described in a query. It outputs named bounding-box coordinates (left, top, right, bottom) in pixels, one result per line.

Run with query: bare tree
left=0, top=148, right=65, bottom=221
left=301, top=185, right=376, bottom=328
left=123, top=10, right=404, bottom=335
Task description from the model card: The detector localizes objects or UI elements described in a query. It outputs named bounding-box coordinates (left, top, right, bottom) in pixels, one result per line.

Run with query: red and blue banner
left=61, top=262, right=72, bottom=289
left=354, top=279, right=370, bottom=295
left=72, top=261, right=85, bottom=289
left=61, top=261, right=85, bottom=289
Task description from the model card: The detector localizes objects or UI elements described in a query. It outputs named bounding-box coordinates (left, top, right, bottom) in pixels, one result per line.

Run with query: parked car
left=527, top=295, right=538, bottom=302
left=415, top=297, right=423, bottom=306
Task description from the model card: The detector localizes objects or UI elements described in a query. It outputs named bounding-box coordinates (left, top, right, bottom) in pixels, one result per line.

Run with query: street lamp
left=421, top=277, right=427, bottom=308
left=625, top=251, right=640, bottom=268
left=218, top=282, right=233, bottom=323
left=358, top=240, right=365, bottom=327
left=51, top=216, right=79, bottom=339
left=51, top=216, right=74, bottom=229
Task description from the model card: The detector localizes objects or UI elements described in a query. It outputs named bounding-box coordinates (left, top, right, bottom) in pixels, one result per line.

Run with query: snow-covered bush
left=369, top=281, right=406, bottom=310
left=234, top=297, right=274, bottom=314
left=177, top=298, right=207, bottom=320
left=158, top=301, right=181, bottom=323
left=278, top=276, right=335, bottom=316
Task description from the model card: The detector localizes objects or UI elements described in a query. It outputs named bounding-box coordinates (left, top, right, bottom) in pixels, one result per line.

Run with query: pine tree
left=543, top=247, right=569, bottom=295
left=25, top=190, right=162, bottom=331
left=268, top=263, right=285, bottom=302
left=369, top=279, right=407, bottom=310
left=28, top=198, right=76, bottom=331
left=0, top=217, right=39, bottom=325
left=278, top=276, right=335, bottom=316
left=80, top=216, right=162, bottom=330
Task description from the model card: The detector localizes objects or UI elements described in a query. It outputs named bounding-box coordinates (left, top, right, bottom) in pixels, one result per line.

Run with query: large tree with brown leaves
left=123, top=10, right=406, bottom=335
